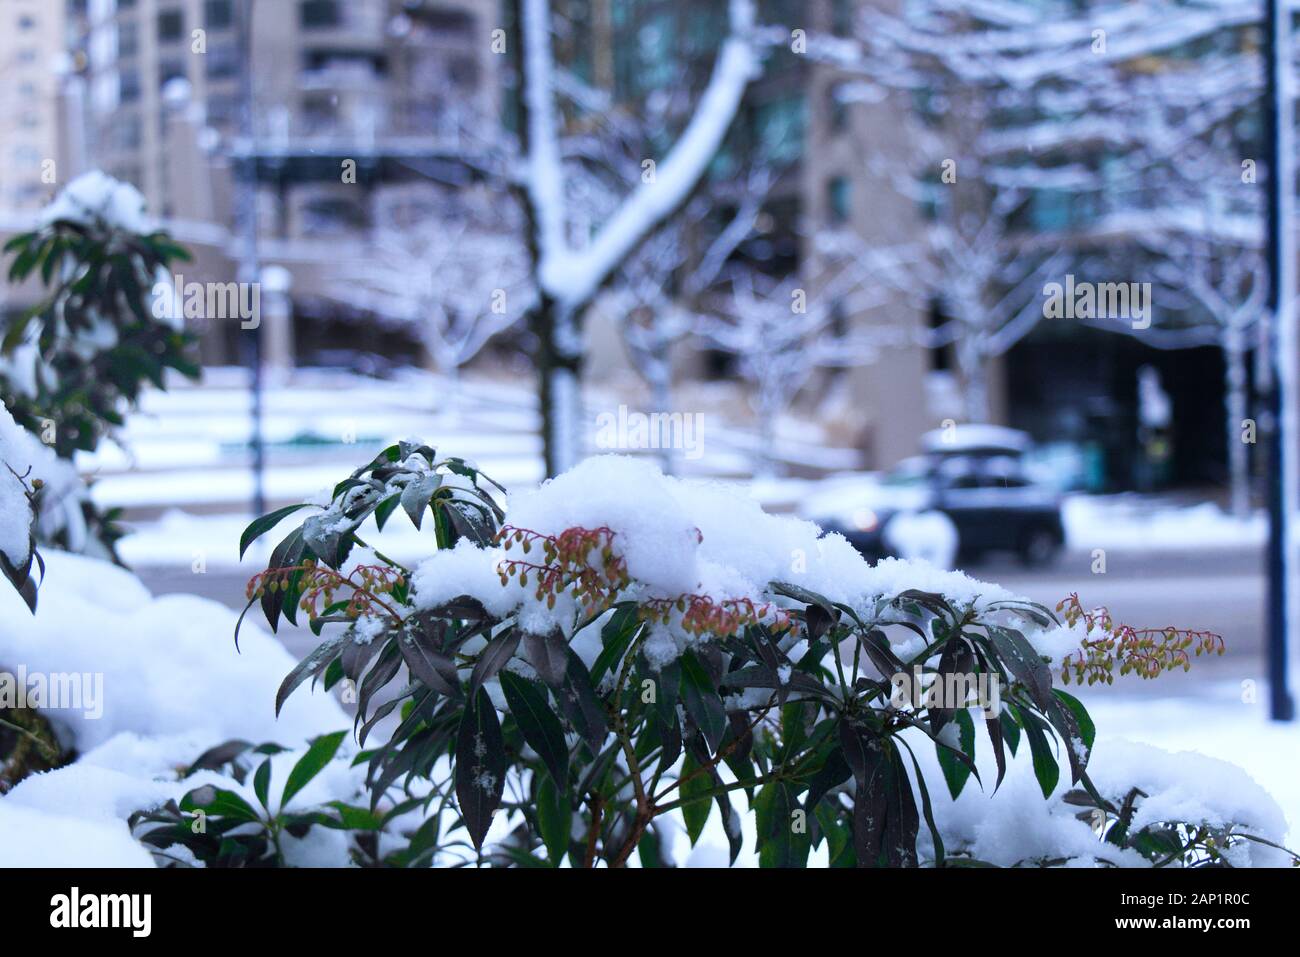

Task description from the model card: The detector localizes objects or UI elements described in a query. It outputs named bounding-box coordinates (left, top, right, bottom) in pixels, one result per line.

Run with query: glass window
left=118, top=21, right=139, bottom=58
left=827, top=176, right=851, bottom=224
left=832, top=0, right=853, bottom=37
left=158, top=9, right=184, bottom=42
left=120, top=69, right=141, bottom=102
left=206, top=44, right=239, bottom=79
left=204, top=0, right=233, bottom=29
left=300, top=0, right=341, bottom=29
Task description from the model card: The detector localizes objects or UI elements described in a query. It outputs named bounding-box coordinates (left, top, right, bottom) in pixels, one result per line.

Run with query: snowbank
left=0, top=550, right=349, bottom=866
left=1064, top=496, right=1265, bottom=551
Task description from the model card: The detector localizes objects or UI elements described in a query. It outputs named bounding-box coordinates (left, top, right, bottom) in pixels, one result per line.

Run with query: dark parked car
left=810, top=427, right=1066, bottom=566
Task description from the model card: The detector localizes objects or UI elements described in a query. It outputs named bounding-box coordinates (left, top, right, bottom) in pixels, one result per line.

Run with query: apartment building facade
left=0, top=0, right=69, bottom=216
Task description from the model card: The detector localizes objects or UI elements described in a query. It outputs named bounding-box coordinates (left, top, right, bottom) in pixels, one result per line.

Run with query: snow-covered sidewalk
left=1063, top=496, right=1265, bottom=552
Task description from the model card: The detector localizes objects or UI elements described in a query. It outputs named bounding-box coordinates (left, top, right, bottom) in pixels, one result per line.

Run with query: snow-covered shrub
left=2, top=172, right=199, bottom=559
left=197, top=448, right=1288, bottom=867
left=128, top=733, right=391, bottom=868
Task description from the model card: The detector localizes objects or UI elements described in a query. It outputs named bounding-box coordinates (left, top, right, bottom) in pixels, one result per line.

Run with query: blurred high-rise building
left=0, top=1, right=70, bottom=215
left=62, top=0, right=499, bottom=220
left=48, top=0, right=502, bottom=367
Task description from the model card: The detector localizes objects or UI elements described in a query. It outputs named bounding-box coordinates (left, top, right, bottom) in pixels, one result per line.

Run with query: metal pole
left=236, top=0, right=266, bottom=519
left=1264, top=0, right=1295, bottom=721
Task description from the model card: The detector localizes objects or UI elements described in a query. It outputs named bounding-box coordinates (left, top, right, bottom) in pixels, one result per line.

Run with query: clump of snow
left=38, top=171, right=150, bottom=235
left=0, top=405, right=40, bottom=568
left=1026, top=616, right=1088, bottom=664
left=411, top=538, right=517, bottom=619
left=0, top=401, right=97, bottom=561
left=408, top=456, right=1019, bottom=670
left=1086, top=742, right=1289, bottom=865
left=505, top=456, right=1012, bottom=611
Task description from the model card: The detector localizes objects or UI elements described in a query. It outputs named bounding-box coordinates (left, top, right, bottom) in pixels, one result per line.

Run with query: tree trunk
left=650, top=369, right=674, bottom=474
left=533, top=296, right=583, bottom=477
left=958, top=336, right=991, bottom=423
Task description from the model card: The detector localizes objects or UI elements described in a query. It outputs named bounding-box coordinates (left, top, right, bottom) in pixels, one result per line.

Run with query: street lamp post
left=235, top=0, right=266, bottom=520
left=1264, top=0, right=1296, bottom=721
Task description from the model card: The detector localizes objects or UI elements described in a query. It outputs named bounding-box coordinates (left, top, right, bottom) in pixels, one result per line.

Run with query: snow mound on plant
left=413, top=455, right=1017, bottom=631
left=39, top=170, right=150, bottom=234
left=0, top=404, right=41, bottom=567
left=0, top=550, right=351, bottom=866
left=921, top=732, right=1289, bottom=867
left=1088, top=740, right=1290, bottom=857
left=0, top=401, right=97, bottom=558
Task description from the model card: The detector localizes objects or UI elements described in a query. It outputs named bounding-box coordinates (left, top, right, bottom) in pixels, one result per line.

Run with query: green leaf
left=1015, top=704, right=1060, bottom=799
left=239, top=503, right=313, bottom=559
left=815, top=804, right=855, bottom=867
left=281, top=730, right=347, bottom=809
left=936, top=707, right=976, bottom=799
left=1000, top=707, right=1021, bottom=756
left=679, top=754, right=713, bottom=847
left=899, top=739, right=945, bottom=866
left=499, top=671, right=569, bottom=786
left=536, top=775, right=570, bottom=866
left=755, top=781, right=809, bottom=867
left=1052, top=688, right=1096, bottom=751
left=590, top=604, right=640, bottom=684
left=253, top=758, right=272, bottom=809
left=182, top=786, right=261, bottom=823
left=323, top=802, right=385, bottom=831
left=680, top=651, right=726, bottom=753
left=275, top=634, right=349, bottom=716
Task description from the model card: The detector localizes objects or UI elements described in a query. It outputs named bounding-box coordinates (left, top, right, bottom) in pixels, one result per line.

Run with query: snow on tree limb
left=522, top=0, right=761, bottom=312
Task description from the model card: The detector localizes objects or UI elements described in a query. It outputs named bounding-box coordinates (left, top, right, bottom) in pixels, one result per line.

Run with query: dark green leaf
left=455, top=688, right=506, bottom=850
left=281, top=730, right=347, bottom=809
left=499, top=671, right=568, bottom=786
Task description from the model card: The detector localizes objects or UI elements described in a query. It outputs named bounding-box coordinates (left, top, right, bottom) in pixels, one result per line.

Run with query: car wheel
left=1018, top=526, right=1060, bottom=567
